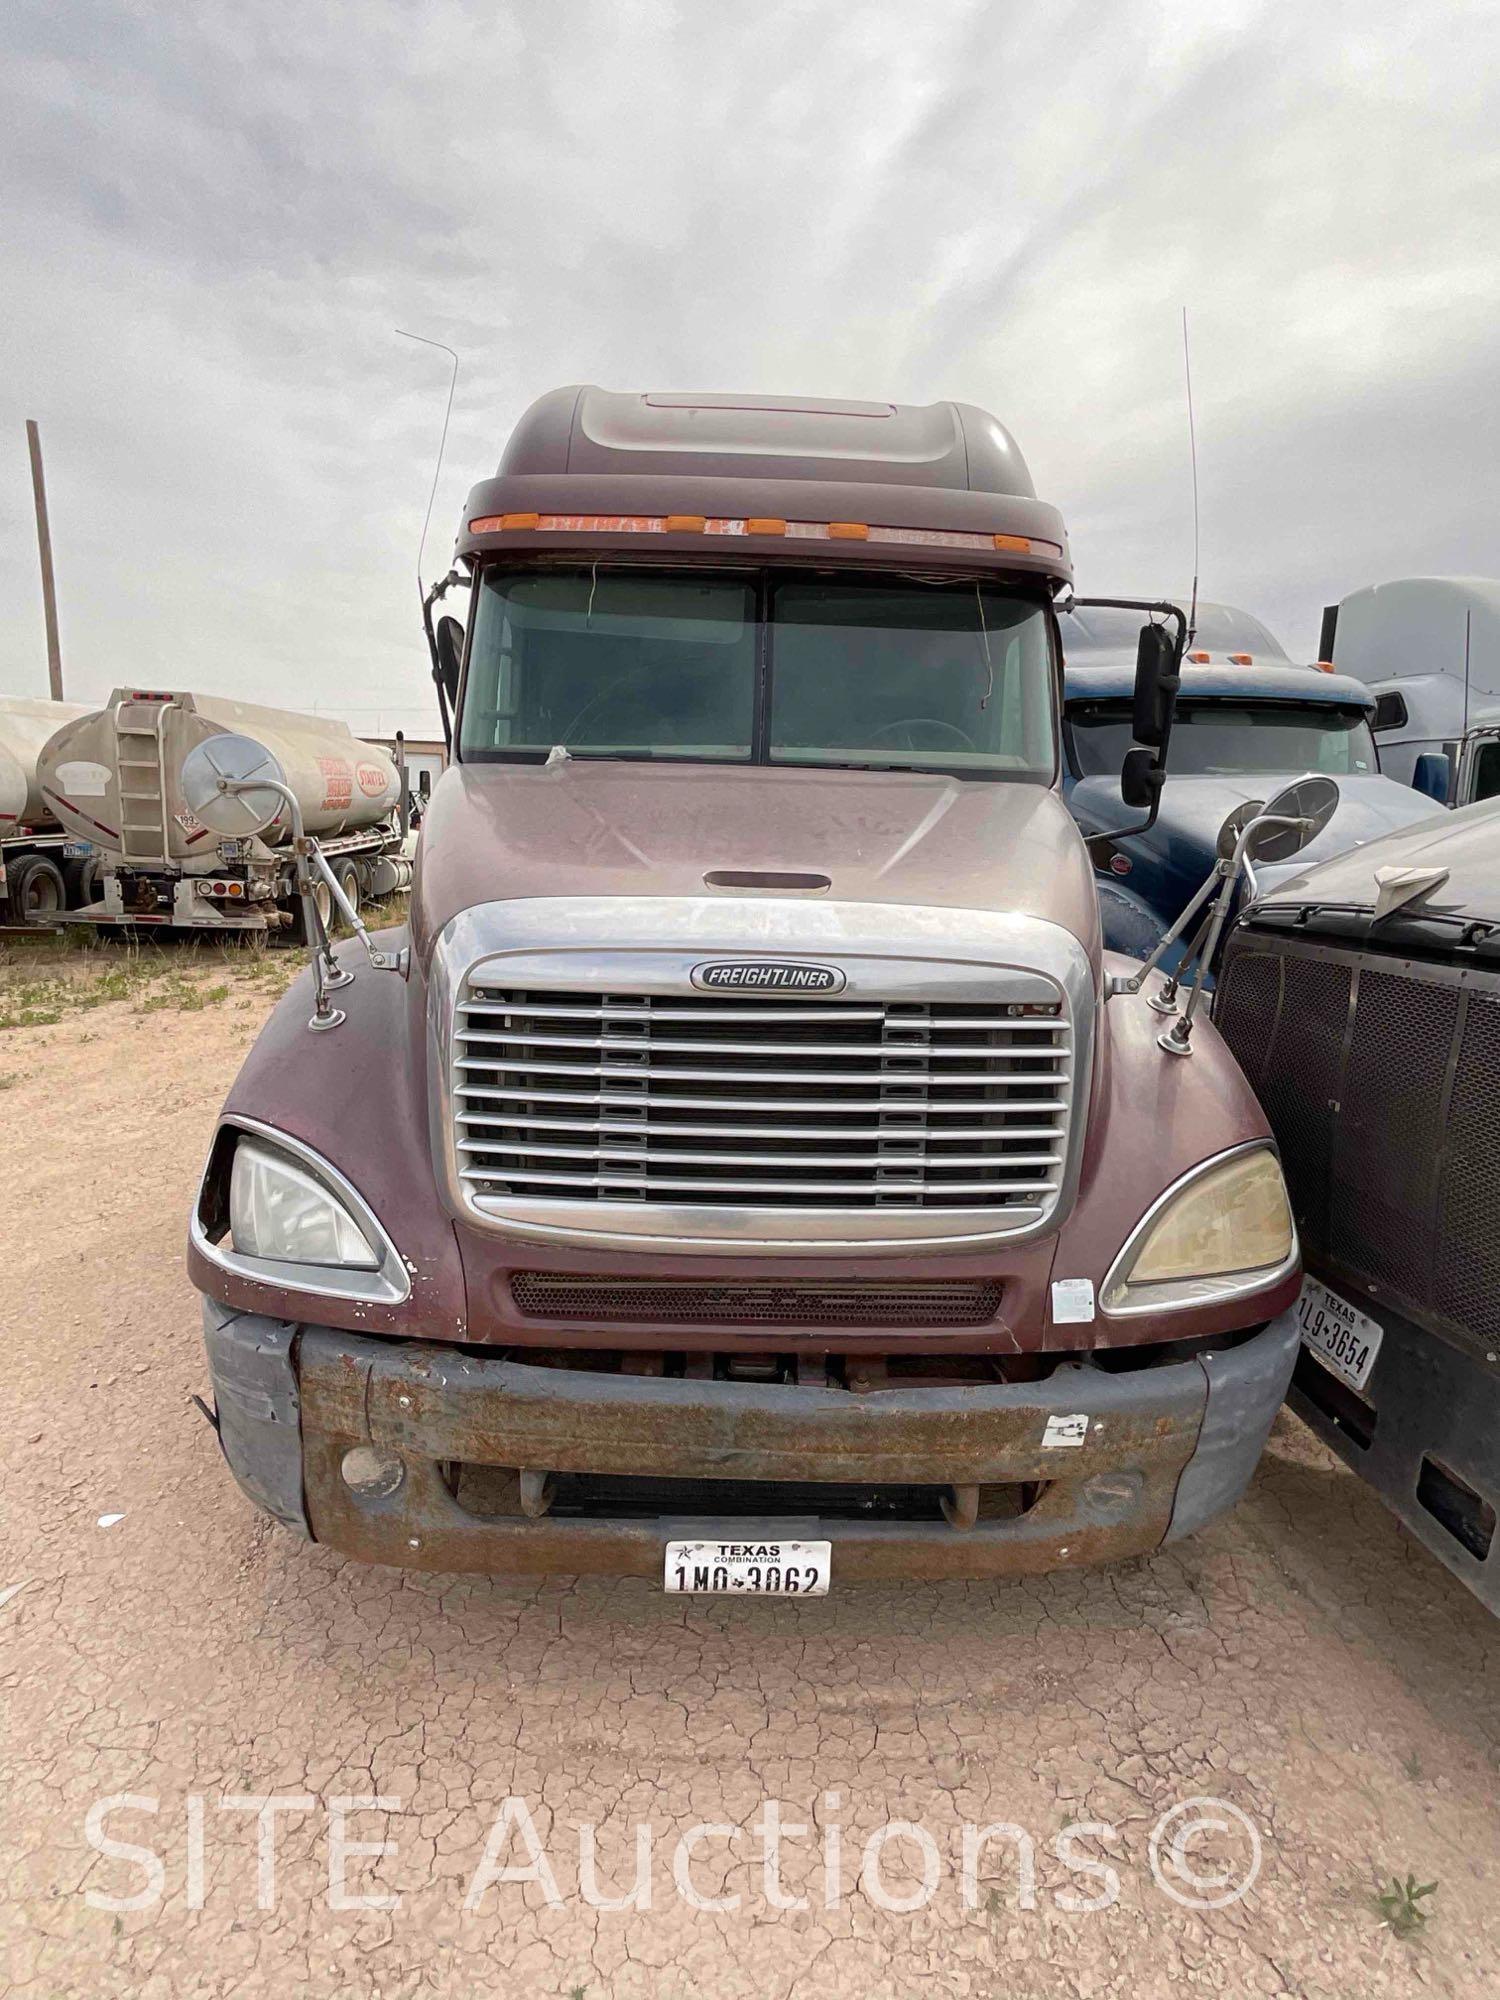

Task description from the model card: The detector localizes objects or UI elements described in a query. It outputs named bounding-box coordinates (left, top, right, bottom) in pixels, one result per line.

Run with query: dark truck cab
left=1060, top=604, right=1439, bottom=961
left=1216, top=800, right=1500, bottom=1611
left=188, top=389, right=1304, bottom=1587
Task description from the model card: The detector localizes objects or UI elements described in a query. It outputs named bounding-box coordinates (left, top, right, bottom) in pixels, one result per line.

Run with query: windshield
left=1068, top=701, right=1377, bottom=779
left=460, top=569, right=1056, bottom=777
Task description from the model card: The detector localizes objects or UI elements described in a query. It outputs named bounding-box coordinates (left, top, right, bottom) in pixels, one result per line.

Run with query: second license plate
left=1297, top=1275, right=1384, bottom=1391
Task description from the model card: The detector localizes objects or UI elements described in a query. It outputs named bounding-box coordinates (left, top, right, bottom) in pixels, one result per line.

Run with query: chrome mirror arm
left=1105, top=862, right=1228, bottom=1003
left=1154, top=810, right=1309, bottom=1056
left=306, top=843, right=409, bottom=977
left=204, top=773, right=353, bottom=1031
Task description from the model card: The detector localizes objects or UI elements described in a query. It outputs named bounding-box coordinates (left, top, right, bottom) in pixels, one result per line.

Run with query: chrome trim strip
left=191, top=1114, right=412, bottom=1305
left=1100, top=1140, right=1300, bottom=1317
left=428, top=896, right=1096, bottom=1252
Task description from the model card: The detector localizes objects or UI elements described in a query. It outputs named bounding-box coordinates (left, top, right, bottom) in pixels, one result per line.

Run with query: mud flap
left=200, top=1301, right=311, bottom=1537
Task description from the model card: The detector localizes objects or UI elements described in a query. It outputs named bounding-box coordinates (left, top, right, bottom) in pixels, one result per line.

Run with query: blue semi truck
left=1059, top=602, right=1442, bottom=960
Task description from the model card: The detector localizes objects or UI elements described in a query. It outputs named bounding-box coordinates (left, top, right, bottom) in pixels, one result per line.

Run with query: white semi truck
left=36, top=689, right=414, bottom=935
left=1322, top=576, right=1500, bottom=804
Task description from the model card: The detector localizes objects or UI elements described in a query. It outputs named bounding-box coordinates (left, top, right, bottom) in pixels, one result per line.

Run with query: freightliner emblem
left=691, top=960, right=847, bottom=995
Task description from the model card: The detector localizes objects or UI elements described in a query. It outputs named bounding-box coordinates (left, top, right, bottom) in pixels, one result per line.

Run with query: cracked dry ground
left=1, top=964, right=1497, bottom=2000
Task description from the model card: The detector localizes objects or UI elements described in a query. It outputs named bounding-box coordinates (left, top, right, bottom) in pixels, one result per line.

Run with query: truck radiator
left=453, top=984, right=1071, bottom=1215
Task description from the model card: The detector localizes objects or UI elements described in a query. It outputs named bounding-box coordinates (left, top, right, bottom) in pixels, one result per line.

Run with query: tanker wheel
left=283, top=879, right=334, bottom=946
left=8, top=855, right=67, bottom=925
left=64, top=854, right=103, bottom=908
left=335, top=859, right=361, bottom=928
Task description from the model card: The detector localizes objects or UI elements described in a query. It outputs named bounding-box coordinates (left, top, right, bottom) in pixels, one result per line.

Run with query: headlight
left=1103, top=1147, right=1294, bottom=1313
left=229, top=1137, right=379, bottom=1269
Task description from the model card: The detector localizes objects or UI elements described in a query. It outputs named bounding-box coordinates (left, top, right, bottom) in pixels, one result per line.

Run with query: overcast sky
left=3, top=0, right=1498, bottom=735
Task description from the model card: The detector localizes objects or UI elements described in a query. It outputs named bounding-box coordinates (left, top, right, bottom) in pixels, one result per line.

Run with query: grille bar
left=457, top=1056, right=1070, bottom=1087
left=461, top=1166, right=1058, bottom=1197
left=459, top=1084, right=1068, bottom=1115
left=461, top=1028, right=1070, bottom=1060
left=466, top=997, right=1065, bottom=1031
left=461, top=1114, right=1065, bottom=1140
left=459, top=1138, right=1063, bottom=1168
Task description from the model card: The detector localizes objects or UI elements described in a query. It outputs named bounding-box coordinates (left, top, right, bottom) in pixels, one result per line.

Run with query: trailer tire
left=8, top=855, right=67, bottom=925
left=65, top=854, right=103, bottom=909
left=283, top=879, right=334, bottom=946
left=335, top=859, right=361, bottom=926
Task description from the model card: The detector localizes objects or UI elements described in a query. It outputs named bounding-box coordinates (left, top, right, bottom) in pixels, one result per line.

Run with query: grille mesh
left=510, top=1273, right=1004, bottom=1328
left=1330, top=971, right=1457, bottom=1298
left=1436, top=994, right=1500, bottom=1342
left=1219, top=950, right=1349, bottom=1254
left=455, top=983, right=1071, bottom=1215
left=1219, top=936, right=1500, bottom=1352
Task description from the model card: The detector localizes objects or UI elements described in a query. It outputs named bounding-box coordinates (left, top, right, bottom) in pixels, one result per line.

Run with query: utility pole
left=26, top=420, right=64, bottom=700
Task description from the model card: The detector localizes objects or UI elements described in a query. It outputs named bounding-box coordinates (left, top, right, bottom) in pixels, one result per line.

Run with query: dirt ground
left=1, top=938, right=1496, bottom=1999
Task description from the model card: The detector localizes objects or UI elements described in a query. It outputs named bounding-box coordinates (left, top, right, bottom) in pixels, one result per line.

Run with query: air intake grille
left=454, top=983, right=1071, bottom=1214
left=510, top=1273, right=1004, bottom=1328
left=1217, top=935, right=1500, bottom=1353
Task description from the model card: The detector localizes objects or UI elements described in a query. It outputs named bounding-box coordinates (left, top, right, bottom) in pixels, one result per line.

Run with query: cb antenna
left=395, top=329, right=459, bottom=606
left=1181, top=306, right=1200, bottom=648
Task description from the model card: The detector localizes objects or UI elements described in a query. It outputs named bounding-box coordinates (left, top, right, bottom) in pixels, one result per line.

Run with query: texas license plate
left=665, top=1539, right=831, bottom=1595
left=1297, top=1275, right=1384, bottom=1391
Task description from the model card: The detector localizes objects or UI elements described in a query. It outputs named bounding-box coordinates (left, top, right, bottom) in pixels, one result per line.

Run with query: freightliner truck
left=187, top=388, right=1314, bottom=1591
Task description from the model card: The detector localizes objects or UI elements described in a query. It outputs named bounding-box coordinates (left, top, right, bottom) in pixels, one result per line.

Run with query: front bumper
left=200, top=1302, right=1298, bottom=1581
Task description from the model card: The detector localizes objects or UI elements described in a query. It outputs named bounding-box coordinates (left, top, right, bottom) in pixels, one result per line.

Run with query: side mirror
left=1131, top=622, right=1179, bottom=749
left=435, top=616, right=465, bottom=708
left=1412, top=752, right=1452, bottom=805
left=1244, top=774, right=1341, bottom=862
left=1120, top=747, right=1165, bottom=811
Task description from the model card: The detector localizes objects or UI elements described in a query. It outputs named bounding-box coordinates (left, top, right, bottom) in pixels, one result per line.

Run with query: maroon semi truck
left=187, top=388, right=1305, bottom=1590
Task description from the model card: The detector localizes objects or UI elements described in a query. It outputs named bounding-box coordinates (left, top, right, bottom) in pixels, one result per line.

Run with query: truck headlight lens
left=229, top=1137, right=380, bottom=1270
left=1104, top=1148, right=1294, bottom=1312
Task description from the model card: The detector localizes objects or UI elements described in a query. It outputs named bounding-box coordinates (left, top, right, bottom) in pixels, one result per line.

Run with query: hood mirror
left=181, top=735, right=407, bottom=1036
left=1215, top=799, right=1266, bottom=861
left=1246, top=774, right=1340, bottom=861
left=1110, top=775, right=1344, bottom=1059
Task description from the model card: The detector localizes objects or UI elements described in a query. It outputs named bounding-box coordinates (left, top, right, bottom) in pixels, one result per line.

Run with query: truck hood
left=413, top=760, right=1101, bottom=963
left=1070, top=770, right=1441, bottom=881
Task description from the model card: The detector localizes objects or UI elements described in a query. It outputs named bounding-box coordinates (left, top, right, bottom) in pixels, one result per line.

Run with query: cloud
left=2, top=0, right=1497, bottom=731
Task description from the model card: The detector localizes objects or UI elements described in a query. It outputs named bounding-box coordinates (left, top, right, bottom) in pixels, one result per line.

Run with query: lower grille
left=454, top=1467, right=1038, bottom=1524
left=510, top=1273, right=1004, bottom=1328
left=454, top=982, right=1072, bottom=1215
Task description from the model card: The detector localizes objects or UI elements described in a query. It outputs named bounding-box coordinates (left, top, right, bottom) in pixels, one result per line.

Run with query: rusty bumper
left=200, top=1303, right=1299, bottom=1581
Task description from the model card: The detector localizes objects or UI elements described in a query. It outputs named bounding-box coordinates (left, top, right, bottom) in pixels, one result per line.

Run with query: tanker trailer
left=38, top=689, right=412, bottom=934
left=0, top=695, right=96, bottom=925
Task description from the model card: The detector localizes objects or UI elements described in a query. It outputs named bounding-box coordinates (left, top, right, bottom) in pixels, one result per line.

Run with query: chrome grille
left=453, top=982, right=1072, bottom=1215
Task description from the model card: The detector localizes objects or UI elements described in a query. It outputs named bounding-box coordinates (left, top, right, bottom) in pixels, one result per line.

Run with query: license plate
left=1297, top=1275, right=1384, bottom=1391
left=665, top=1539, right=831, bottom=1595
left=63, top=841, right=93, bottom=859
